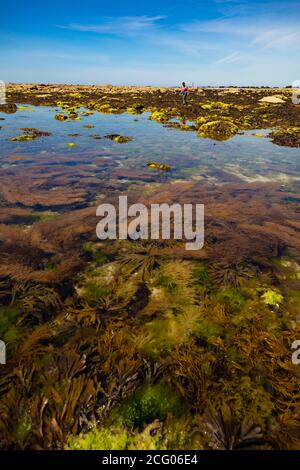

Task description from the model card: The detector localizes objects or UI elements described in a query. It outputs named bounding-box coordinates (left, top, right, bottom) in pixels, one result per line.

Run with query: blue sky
left=1, top=0, right=299, bottom=86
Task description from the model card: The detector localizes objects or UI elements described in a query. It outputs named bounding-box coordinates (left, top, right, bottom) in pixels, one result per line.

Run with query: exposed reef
left=269, top=128, right=300, bottom=148
left=6, top=83, right=300, bottom=146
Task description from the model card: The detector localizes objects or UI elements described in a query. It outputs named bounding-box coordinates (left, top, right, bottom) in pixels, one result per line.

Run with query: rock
left=147, top=162, right=171, bottom=171
left=197, top=120, right=238, bottom=141
left=259, top=96, right=285, bottom=104
left=55, top=114, right=68, bottom=121
left=9, top=128, right=51, bottom=141
left=104, top=134, right=132, bottom=143
left=20, top=128, right=52, bottom=137
left=95, top=104, right=121, bottom=114
left=268, top=128, right=300, bottom=147
left=113, top=135, right=131, bottom=143
left=201, top=101, right=231, bottom=111
left=68, top=111, right=78, bottom=119
left=150, top=110, right=169, bottom=123
left=9, top=134, right=34, bottom=142
left=0, top=103, right=17, bottom=114
left=127, top=104, right=144, bottom=114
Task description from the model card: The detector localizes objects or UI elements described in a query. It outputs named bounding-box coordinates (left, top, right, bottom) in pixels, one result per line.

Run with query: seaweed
left=200, top=404, right=266, bottom=450
left=197, top=120, right=239, bottom=141
left=1, top=87, right=300, bottom=449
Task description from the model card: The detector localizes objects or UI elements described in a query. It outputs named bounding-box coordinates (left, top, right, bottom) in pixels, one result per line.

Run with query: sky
left=1, top=0, right=300, bottom=86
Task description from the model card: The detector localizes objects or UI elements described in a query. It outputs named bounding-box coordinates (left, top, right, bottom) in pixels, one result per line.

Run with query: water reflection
left=0, top=105, right=299, bottom=185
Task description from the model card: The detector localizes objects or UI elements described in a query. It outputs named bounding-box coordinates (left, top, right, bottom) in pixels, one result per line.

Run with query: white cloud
left=214, top=51, right=245, bottom=65
left=60, top=16, right=166, bottom=35
left=255, top=30, right=300, bottom=49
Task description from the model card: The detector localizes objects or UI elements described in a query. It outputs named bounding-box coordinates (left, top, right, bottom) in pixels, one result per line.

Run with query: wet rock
left=104, top=134, right=132, bottom=143
left=197, top=120, right=239, bottom=141
left=68, top=111, right=78, bottom=119
left=127, top=104, right=144, bottom=114
left=164, top=122, right=196, bottom=131
left=95, top=104, right=121, bottom=114
left=9, top=134, right=35, bottom=142
left=20, top=128, right=52, bottom=137
left=147, top=162, right=171, bottom=171
left=55, top=113, right=68, bottom=121
left=268, top=128, right=300, bottom=147
left=90, top=134, right=102, bottom=140
left=0, top=103, right=17, bottom=114
left=150, top=110, right=169, bottom=123
left=201, top=101, right=232, bottom=112
left=9, top=128, right=52, bottom=141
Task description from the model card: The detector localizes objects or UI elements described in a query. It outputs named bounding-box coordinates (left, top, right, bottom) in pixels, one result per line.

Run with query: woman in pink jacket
left=181, top=82, right=188, bottom=105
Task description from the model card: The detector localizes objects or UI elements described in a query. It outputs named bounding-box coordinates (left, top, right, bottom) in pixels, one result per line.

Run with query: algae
left=197, top=120, right=239, bottom=141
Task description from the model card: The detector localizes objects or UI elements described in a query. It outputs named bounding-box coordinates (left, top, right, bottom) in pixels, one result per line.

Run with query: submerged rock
left=9, top=128, right=52, bottom=141
left=197, top=120, right=238, bottom=141
left=9, top=134, right=35, bottom=142
left=20, top=128, right=52, bottom=137
left=90, top=134, right=102, bottom=140
left=147, top=162, right=171, bottom=171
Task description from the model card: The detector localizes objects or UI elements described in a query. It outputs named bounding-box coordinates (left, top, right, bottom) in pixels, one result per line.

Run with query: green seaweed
left=197, top=120, right=239, bottom=141
left=119, top=384, right=181, bottom=427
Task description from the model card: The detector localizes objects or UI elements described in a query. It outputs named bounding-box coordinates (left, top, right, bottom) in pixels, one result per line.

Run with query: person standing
left=181, top=82, right=188, bottom=105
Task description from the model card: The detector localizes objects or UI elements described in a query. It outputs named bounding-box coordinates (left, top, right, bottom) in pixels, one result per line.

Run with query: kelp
left=0, top=165, right=300, bottom=449
left=199, top=403, right=266, bottom=450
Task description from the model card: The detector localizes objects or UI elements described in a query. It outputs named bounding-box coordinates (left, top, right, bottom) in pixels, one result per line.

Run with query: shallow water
left=0, top=104, right=299, bottom=185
